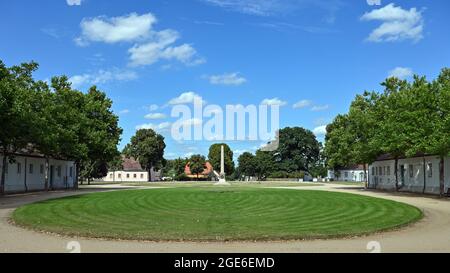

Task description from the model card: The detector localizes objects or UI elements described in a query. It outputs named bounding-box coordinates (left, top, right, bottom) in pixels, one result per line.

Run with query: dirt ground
left=1, top=183, right=449, bottom=253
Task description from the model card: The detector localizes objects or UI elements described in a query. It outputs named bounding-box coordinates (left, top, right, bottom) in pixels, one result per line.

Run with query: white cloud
left=144, top=113, right=167, bottom=120
left=128, top=30, right=205, bottom=66
left=207, top=72, right=247, bottom=86
left=136, top=122, right=171, bottom=131
left=311, top=105, right=329, bottom=111
left=293, top=99, right=312, bottom=109
left=313, top=125, right=328, bottom=136
left=149, top=104, right=159, bottom=111
left=201, top=0, right=343, bottom=18
left=261, top=97, right=287, bottom=106
left=119, top=109, right=130, bottom=114
left=388, top=67, right=413, bottom=79
left=67, top=0, right=82, bottom=6
left=69, top=68, right=138, bottom=88
left=76, top=13, right=156, bottom=45
left=168, top=92, right=204, bottom=105
left=361, top=3, right=424, bottom=43
left=76, top=12, right=205, bottom=67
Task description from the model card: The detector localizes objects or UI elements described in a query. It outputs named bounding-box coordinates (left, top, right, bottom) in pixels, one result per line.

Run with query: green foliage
left=277, top=127, right=321, bottom=173
left=324, top=68, right=450, bottom=189
left=0, top=60, right=122, bottom=192
left=123, top=129, right=166, bottom=181
left=267, top=171, right=305, bottom=179
left=161, top=157, right=188, bottom=180
left=189, top=154, right=207, bottom=180
left=208, top=143, right=235, bottom=174
left=237, top=152, right=256, bottom=177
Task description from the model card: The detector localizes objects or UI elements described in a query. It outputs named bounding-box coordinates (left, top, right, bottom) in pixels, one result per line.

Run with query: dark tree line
left=0, top=60, right=122, bottom=194
left=324, top=68, right=450, bottom=194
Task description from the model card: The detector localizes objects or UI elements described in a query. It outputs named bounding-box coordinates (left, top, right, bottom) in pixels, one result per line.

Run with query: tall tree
left=123, top=129, right=166, bottom=182
left=237, top=152, right=256, bottom=179
left=430, top=69, right=450, bottom=195
left=79, top=86, right=122, bottom=183
left=253, top=150, right=276, bottom=181
left=189, top=154, right=207, bottom=181
left=208, top=143, right=235, bottom=175
left=0, top=61, right=39, bottom=194
left=276, top=127, right=321, bottom=174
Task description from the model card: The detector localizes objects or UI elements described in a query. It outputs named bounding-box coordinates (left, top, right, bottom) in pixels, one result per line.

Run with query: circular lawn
left=12, top=187, right=422, bottom=241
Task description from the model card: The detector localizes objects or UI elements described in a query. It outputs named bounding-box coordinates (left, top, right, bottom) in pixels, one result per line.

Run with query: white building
left=0, top=152, right=76, bottom=194
left=101, top=157, right=161, bottom=183
left=328, top=164, right=368, bottom=182
left=369, top=154, right=450, bottom=195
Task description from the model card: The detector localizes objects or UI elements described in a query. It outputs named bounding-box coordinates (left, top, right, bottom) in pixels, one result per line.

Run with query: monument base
left=214, top=179, right=230, bottom=186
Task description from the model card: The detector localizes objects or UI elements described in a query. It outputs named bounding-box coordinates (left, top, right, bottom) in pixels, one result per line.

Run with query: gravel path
left=1, top=184, right=449, bottom=253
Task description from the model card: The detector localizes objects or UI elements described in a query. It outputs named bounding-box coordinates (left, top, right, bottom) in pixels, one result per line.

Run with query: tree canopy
left=0, top=60, right=122, bottom=193
left=324, top=68, right=450, bottom=193
left=123, top=128, right=166, bottom=182
left=208, top=143, right=235, bottom=175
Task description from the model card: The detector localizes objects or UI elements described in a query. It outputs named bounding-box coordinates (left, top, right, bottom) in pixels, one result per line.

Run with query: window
left=110, top=174, right=113, bottom=179
left=17, top=163, right=21, bottom=174
left=133, top=174, right=137, bottom=178
left=387, top=166, right=391, bottom=176
left=140, top=174, right=144, bottom=179
left=40, top=164, right=44, bottom=174
left=29, top=164, right=33, bottom=174
left=409, top=165, right=414, bottom=178
left=69, top=167, right=73, bottom=177
left=118, top=173, right=122, bottom=178
left=127, top=174, right=130, bottom=179
left=379, top=167, right=382, bottom=176
left=57, top=166, right=61, bottom=177
left=344, top=172, right=348, bottom=178
left=427, top=163, right=433, bottom=178
left=372, top=167, right=375, bottom=175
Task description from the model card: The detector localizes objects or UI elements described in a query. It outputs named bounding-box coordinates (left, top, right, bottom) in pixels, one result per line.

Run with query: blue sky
left=1, top=0, right=449, bottom=160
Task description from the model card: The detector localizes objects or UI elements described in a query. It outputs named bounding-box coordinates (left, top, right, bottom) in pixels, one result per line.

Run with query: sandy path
left=1, top=184, right=449, bottom=253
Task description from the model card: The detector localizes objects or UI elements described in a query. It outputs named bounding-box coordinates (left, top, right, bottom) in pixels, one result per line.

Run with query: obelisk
left=215, top=145, right=230, bottom=185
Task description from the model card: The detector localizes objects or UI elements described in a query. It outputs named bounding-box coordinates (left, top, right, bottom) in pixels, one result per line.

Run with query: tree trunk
left=74, top=163, right=79, bottom=189
left=363, top=164, right=367, bottom=189
left=394, top=157, right=399, bottom=191
left=423, top=157, right=427, bottom=194
left=440, top=156, right=445, bottom=197
left=24, top=158, right=28, bottom=193
left=1, top=153, right=7, bottom=195
left=148, top=165, right=152, bottom=182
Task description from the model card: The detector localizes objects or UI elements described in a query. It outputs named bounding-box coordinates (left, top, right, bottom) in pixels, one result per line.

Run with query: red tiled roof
left=122, top=156, right=144, bottom=171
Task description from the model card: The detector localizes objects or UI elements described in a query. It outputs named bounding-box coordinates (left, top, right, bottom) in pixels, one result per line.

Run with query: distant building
left=369, top=154, right=450, bottom=195
left=328, top=164, right=368, bottom=182
left=184, top=162, right=214, bottom=179
left=101, top=156, right=161, bottom=182
left=0, top=150, right=76, bottom=194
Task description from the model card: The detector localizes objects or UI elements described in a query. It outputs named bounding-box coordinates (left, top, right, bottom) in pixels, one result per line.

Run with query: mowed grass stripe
left=12, top=188, right=423, bottom=241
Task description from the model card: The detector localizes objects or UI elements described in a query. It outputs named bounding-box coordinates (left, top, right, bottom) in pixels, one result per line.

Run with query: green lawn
left=12, top=187, right=422, bottom=241
left=119, top=181, right=321, bottom=188
left=327, top=181, right=366, bottom=186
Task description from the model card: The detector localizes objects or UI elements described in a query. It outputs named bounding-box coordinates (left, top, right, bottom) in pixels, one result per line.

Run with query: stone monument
left=214, top=145, right=230, bottom=186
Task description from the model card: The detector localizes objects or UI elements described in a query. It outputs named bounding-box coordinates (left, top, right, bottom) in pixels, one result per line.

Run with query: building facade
left=328, top=165, right=368, bottom=182
left=101, top=157, right=161, bottom=182
left=0, top=153, right=76, bottom=194
left=369, top=155, right=450, bottom=195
